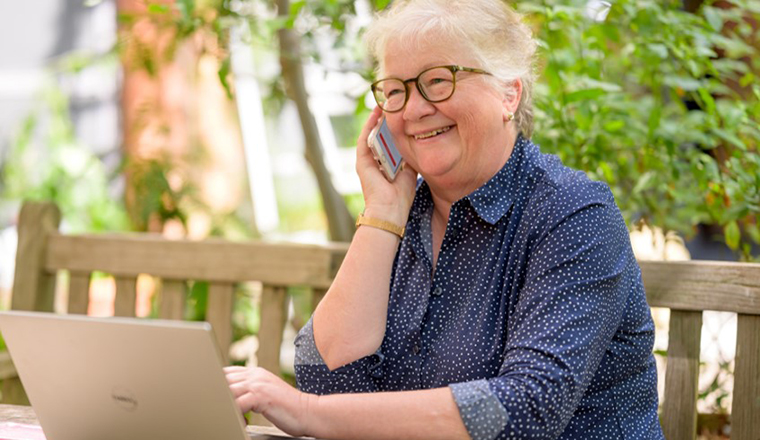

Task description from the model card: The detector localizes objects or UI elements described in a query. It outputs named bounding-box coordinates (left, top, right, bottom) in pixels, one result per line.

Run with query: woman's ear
left=502, top=79, right=522, bottom=123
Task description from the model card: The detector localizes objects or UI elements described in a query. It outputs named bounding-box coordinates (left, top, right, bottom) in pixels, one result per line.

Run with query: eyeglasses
left=371, top=65, right=491, bottom=113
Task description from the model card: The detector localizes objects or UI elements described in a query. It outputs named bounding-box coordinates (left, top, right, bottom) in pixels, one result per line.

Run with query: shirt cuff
left=449, top=379, right=509, bottom=440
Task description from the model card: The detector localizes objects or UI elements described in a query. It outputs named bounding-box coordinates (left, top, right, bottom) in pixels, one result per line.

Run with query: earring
left=505, top=111, right=515, bottom=122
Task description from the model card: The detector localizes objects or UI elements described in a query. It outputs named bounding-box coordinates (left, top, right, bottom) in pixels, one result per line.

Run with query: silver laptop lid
left=0, top=311, right=249, bottom=440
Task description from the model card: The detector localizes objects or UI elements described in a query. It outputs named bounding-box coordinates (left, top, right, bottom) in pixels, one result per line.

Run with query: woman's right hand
left=356, top=107, right=418, bottom=226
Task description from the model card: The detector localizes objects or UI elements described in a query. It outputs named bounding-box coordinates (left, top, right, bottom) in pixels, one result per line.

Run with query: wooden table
left=0, top=404, right=304, bottom=439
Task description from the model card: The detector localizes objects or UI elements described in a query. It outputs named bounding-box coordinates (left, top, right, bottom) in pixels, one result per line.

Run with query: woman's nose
left=403, top=84, right=436, bottom=121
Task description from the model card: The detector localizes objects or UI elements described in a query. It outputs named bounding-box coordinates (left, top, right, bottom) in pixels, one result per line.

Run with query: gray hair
left=364, top=0, right=537, bottom=138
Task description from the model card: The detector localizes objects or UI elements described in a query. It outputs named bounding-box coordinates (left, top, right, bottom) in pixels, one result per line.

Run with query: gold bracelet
left=355, top=213, right=405, bottom=239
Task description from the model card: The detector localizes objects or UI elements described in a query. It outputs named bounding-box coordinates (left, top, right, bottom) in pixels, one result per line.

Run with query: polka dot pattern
left=295, top=137, right=664, bottom=439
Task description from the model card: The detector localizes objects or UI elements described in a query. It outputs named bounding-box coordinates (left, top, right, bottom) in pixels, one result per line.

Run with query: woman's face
left=381, top=36, right=515, bottom=192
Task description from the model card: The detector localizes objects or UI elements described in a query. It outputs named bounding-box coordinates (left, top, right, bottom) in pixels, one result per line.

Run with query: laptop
left=0, top=311, right=293, bottom=440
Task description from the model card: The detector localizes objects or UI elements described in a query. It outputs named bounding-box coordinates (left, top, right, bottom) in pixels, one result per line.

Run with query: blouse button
left=412, top=344, right=420, bottom=355
left=432, top=286, right=443, bottom=296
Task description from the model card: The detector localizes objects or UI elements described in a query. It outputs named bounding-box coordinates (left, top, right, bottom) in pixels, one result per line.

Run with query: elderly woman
left=225, top=0, right=664, bottom=439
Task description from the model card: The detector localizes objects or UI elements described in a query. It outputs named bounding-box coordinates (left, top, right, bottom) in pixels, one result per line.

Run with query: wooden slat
left=67, top=272, right=91, bottom=315
left=0, top=352, right=26, bottom=409
left=661, top=310, right=703, bottom=440
left=46, top=234, right=349, bottom=288
left=10, top=202, right=61, bottom=312
left=0, top=352, right=16, bottom=381
left=159, top=280, right=186, bottom=320
left=732, top=313, right=760, bottom=440
left=641, top=261, right=760, bottom=314
left=0, top=378, right=29, bottom=405
left=257, top=285, right=288, bottom=375
left=113, top=276, right=138, bottom=317
left=206, top=282, right=235, bottom=364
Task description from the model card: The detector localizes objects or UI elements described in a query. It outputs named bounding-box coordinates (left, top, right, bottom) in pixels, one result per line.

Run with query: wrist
left=361, top=206, right=408, bottom=227
left=301, top=392, right=322, bottom=438
left=356, top=212, right=405, bottom=239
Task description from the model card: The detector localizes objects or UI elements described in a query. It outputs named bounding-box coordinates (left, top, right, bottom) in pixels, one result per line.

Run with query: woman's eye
left=425, top=77, right=451, bottom=87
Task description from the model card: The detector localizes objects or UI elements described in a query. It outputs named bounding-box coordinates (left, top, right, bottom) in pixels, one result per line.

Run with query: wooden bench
left=1, top=201, right=759, bottom=439
left=641, top=260, right=760, bottom=440
left=0, top=201, right=348, bottom=405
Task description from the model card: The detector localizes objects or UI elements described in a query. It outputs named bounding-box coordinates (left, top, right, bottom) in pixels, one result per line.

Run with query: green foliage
left=123, top=154, right=206, bottom=232
left=698, top=358, right=733, bottom=414
left=186, top=280, right=209, bottom=321
left=147, top=0, right=759, bottom=258
left=0, top=86, right=129, bottom=233
left=516, top=0, right=760, bottom=260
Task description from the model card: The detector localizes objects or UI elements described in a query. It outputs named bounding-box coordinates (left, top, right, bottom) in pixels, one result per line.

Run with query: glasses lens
left=419, top=67, right=455, bottom=102
left=373, top=79, right=406, bottom=112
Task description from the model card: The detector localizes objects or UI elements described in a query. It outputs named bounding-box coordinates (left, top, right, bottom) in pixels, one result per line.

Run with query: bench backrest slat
left=114, top=276, right=138, bottom=318
left=206, top=282, right=236, bottom=364
left=257, top=285, right=289, bottom=376
left=640, top=261, right=760, bottom=314
left=46, top=234, right=342, bottom=288
left=733, top=313, right=760, bottom=440
left=67, top=272, right=91, bottom=315
left=159, top=280, right=187, bottom=320
left=10, top=203, right=60, bottom=313
left=661, top=310, right=702, bottom=440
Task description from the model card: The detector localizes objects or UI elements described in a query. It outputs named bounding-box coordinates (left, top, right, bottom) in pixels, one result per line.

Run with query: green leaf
left=702, top=6, right=724, bottom=32
left=740, top=73, right=755, bottom=88
left=603, top=120, right=625, bottom=132
left=747, top=223, right=760, bottom=244
left=647, top=103, right=662, bottom=138
left=698, top=88, right=716, bottom=115
left=576, top=78, right=622, bottom=92
left=725, top=221, right=741, bottom=250
left=187, top=281, right=209, bottom=321
left=634, top=172, right=655, bottom=194
left=712, top=128, right=746, bottom=150
left=647, top=43, right=668, bottom=59
left=289, top=0, right=306, bottom=18
left=217, top=57, right=233, bottom=100
left=372, top=0, right=392, bottom=10
left=177, top=0, right=195, bottom=22
left=147, top=3, right=170, bottom=14
left=599, top=161, right=615, bottom=183
left=565, top=88, right=607, bottom=103
left=664, top=75, right=702, bottom=92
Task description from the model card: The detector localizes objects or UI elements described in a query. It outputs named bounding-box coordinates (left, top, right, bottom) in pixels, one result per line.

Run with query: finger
left=236, top=392, right=262, bottom=415
left=225, top=371, right=255, bottom=385
left=229, top=381, right=248, bottom=398
left=225, top=370, right=253, bottom=385
left=224, top=367, right=244, bottom=377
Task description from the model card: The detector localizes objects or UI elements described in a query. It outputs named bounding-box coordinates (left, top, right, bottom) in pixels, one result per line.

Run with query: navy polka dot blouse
left=295, top=137, right=665, bottom=439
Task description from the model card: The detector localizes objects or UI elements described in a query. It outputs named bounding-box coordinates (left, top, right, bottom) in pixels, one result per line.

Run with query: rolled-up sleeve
left=294, top=317, right=382, bottom=394
left=449, top=187, right=632, bottom=440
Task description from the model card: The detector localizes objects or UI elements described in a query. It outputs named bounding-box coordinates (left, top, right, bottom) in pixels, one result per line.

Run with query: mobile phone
left=367, top=117, right=404, bottom=182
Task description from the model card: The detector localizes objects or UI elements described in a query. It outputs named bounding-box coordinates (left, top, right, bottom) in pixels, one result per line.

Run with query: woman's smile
left=410, top=125, right=455, bottom=141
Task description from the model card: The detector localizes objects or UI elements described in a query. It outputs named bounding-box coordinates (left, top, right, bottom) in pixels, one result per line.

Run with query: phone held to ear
left=368, top=117, right=404, bottom=182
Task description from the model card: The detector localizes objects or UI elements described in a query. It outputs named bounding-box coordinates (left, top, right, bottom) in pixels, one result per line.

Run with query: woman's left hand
left=224, top=366, right=315, bottom=437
